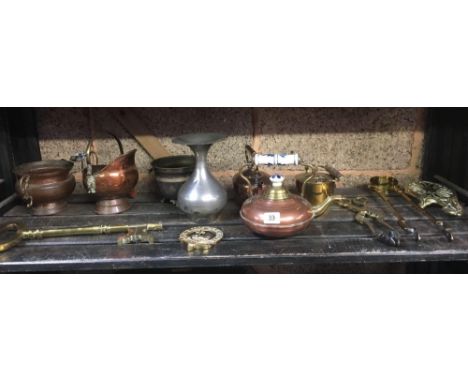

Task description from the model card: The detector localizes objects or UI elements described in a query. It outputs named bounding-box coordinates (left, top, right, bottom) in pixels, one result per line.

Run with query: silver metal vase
left=173, top=133, right=227, bottom=221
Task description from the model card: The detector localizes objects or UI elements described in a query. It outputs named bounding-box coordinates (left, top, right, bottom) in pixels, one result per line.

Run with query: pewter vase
left=173, top=133, right=227, bottom=221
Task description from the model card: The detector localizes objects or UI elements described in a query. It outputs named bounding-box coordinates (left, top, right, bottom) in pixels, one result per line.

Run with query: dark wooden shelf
left=0, top=189, right=467, bottom=272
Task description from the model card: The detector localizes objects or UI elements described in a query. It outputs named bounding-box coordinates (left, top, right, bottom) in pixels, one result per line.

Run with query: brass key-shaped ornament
left=0, top=222, right=163, bottom=253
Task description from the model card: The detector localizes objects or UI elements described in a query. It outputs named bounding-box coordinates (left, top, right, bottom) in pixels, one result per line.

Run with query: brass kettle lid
left=264, top=175, right=289, bottom=201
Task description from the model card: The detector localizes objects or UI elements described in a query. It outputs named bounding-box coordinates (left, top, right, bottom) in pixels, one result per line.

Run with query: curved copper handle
left=238, top=164, right=253, bottom=198
left=19, top=175, right=33, bottom=208
left=0, top=223, right=25, bottom=253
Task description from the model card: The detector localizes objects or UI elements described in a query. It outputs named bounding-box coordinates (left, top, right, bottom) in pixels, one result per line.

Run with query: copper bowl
left=14, top=160, right=76, bottom=215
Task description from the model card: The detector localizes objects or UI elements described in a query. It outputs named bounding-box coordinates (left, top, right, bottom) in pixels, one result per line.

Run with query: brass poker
left=369, top=176, right=421, bottom=241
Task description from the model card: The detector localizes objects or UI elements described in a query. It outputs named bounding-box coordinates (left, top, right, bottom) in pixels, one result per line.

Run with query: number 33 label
left=263, top=212, right=281, bottom=224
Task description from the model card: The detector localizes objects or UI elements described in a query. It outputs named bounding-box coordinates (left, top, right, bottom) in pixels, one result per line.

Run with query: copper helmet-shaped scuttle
left=240, top=174, right=314, bottom=238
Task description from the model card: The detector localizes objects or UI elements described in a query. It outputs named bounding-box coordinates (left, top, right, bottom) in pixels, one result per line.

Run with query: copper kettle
left=240, top=174, right=313, bottom=238
left=232, top=146, right=270, bottom=204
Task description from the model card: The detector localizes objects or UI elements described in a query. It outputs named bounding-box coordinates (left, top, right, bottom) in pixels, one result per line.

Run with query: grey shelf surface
left=0, top=189, right=467, bottom=272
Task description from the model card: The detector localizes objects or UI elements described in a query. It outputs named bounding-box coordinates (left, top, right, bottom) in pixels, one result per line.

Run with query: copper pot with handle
left=14, top=159, right=76, bottom=215
left=77, top=132, right=139, bottom=215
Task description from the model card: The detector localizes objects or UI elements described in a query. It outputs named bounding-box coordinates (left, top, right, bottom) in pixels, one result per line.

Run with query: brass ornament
left=406, top=181, right=463, bottom=217
left=179, top=226, right=223, bottom=254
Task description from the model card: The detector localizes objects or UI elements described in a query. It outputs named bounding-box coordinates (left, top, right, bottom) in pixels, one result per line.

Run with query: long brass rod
left=369, top=188, right=421, bottom=241
left=0, top=222, right=163, bottom=253
left=21, top=223, right=163, bottom=240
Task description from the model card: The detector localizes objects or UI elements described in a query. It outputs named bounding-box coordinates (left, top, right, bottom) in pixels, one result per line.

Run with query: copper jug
left=240, top=175, right=313, bottom=238
left=295, top=164, right=342, bottom=217
left=232, top=146, right=270, bottom=204
left=14, top=160, right=76, bottom=215
left=80, top=133, right=139, bottom=215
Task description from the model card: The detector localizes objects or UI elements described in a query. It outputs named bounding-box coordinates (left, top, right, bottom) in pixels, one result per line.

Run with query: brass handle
left=85, top=130, right=125, bottom=166
left=300, top=164, right=317, bottom=197
left=238, top=164, right=253, bottom=197
left=0, top=223, right=25, bottom=253
left=19, top=175, right=33, bottom=208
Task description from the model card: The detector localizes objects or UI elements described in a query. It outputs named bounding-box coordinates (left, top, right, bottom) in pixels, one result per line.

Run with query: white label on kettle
left=263, top=212, right=281, bottom=224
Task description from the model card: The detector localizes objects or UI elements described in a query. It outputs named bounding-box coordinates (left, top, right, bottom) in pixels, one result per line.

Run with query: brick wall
left=37, top=107, right=426, bottom=193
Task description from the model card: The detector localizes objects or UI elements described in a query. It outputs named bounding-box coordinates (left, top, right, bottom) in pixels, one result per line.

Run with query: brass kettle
left=295, top=164, right=342, bottom=217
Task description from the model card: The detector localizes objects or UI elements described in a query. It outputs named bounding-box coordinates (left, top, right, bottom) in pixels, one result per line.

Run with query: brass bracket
left=179, top=226, right=223, bottom=254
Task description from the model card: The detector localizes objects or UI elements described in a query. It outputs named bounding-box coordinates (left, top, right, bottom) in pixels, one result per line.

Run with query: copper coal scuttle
left=73, top=133, right=139, bottom=215
left=240, top=175, right=314, bottom=238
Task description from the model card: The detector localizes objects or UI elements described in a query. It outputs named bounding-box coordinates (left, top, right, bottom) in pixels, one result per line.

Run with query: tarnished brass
left=383, top=178, right=454, bottom=241
left=369, top=176, right=421, bottom=241
left=310, top=194, right=347, bottom=217
left=0, top=222, right=163, bottom=253
left=336, top=197, right=400, bottom=247
left=296, top=164, right=341, bottom=216
left=179, top=226, right=223, bottom=254
left=406, top=180, right=463, bottom=217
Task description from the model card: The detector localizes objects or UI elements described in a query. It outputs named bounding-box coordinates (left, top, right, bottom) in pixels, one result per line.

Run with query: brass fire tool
left=336, top=197, right=400, bottom=247
left=0, top=222, right=163, bottom=253
left=387, top=178, right=454, bottom=241
left=369, top=177, right=421, bottom=241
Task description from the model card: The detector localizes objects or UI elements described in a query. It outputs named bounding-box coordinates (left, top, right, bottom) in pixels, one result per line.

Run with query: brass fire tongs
left=369, top=177, right=421, bottom=242
left=373, top=177, right=454, bottom=242
left=0, top=222, right=163, bottom=253
left=336, top=197, right=401, bottom=247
